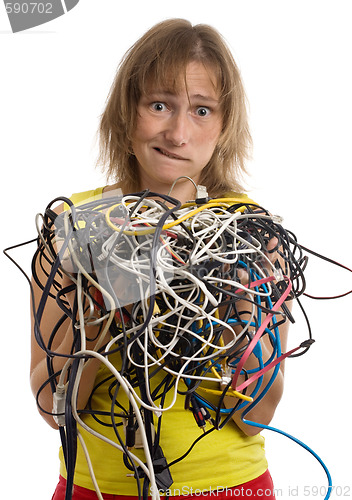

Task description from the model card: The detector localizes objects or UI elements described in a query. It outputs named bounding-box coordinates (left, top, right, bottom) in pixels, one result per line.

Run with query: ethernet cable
left=5, top=187, right=341, bottom=500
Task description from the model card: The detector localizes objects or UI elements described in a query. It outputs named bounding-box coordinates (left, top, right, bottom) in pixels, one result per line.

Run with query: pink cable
left=231, top=275, right=292, bottom=391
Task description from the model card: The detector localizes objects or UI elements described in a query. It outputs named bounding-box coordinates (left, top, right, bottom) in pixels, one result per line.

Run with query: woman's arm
left=224, top=301, right=291, bottom=436
left=30, top=206, right=109, bottom=429
left=223, top=237, right=292, bottom=436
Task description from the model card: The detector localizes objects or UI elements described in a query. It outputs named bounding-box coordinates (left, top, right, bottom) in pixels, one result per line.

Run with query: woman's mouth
left=154, top=147, right=187, bottom=160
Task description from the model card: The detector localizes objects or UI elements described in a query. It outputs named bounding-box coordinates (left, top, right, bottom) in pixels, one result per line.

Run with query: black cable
left=166, top=427, right=216, bottom=469
left=6, top=191, right=351, bottom=497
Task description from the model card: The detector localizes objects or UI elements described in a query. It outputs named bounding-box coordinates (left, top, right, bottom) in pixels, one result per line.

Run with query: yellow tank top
left=59, top=187, right=268, bottom=495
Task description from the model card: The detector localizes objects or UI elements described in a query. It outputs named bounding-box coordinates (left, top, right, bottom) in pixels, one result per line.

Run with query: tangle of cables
left=6, top=187, right=342, bottom=500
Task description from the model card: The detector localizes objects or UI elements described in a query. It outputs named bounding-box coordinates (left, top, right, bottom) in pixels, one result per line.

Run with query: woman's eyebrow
left=146, top=90, right=219, bottom=104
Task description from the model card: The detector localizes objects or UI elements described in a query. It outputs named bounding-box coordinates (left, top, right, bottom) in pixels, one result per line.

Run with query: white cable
left=69, top=348, right=160, bottom=500
left=46, top=193, right=286, bottom=499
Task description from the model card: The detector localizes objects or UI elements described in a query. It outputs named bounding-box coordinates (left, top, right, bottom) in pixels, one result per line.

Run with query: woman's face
left=131, top=61, right=223, bottom=202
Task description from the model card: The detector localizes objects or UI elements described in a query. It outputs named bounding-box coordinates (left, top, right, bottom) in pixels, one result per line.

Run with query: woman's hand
left=222, top=234, right=292, bottom=436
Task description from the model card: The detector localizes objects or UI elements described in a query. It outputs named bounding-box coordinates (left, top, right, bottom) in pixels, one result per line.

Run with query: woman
left=31, top=18, right=289, bottom=500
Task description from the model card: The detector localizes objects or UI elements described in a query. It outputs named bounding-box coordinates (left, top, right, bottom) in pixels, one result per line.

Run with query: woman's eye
left=196, top=106, right=211, bottom=117
left=151, top=102, right=166, bottom=112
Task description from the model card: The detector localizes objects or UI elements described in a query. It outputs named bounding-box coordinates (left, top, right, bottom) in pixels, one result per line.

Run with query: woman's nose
left=164, top=111, right=190, bottom=147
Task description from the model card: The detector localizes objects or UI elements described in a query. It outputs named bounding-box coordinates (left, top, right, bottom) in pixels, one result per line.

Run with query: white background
left=1, top=1, right=352, bottom=498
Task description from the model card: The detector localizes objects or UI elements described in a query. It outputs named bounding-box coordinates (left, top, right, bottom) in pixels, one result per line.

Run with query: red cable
left=231, top=275, right=292, bottom=391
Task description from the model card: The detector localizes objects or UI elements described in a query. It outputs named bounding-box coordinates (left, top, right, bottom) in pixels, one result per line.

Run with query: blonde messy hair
left=97, top=18, right=252, bottom=196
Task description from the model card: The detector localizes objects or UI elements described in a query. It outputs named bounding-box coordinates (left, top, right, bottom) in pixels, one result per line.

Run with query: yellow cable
left=198, top=385, right=253, bottom=402
left=208, top=309, right=253, bottom=401
left=208, top=365, right=252, bottom=401
left=104, top=199, right=248, bottom=236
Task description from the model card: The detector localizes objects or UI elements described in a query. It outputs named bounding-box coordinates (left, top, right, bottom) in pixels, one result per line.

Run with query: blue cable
left=242, top=417, right=332, bottom=500
left=192, top=260, right=332, bottom=499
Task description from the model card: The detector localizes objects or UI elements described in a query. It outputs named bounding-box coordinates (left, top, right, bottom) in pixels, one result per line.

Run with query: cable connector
left=123, top=414, right=155, bottom=449
left=195, top=185, right=209, bottom=204
left=52, top=384, right=66, bottom=427
left=153, top=406, right=162, bottom=419
left=190, top=395, right=214, bottom=432
left=300, top=339, right=315, bottom=348
left=221, top=364, right=232, bottom=386
left=199, top=404, right=215, bottom=427
left=272, top=214, right=284, bottom=224
left=125, top=415, right=136, bottom=450
left=274, top=267, right=284, bottom=282
left=127, top=446, right=173, bottom=492
left=190, top=396, right=206, bottom=432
